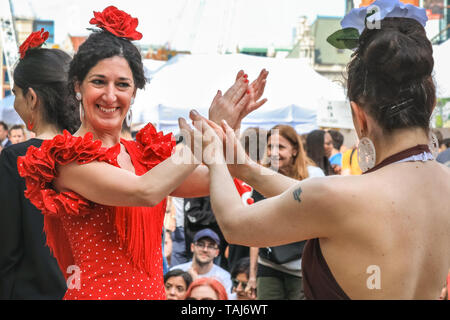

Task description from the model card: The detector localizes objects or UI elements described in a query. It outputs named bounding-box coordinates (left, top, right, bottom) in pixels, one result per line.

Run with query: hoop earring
left=126, top=108, right=133, bottom=127
left=357, top=137, right=376, bottom=172
left=428, top=130, right=439, bottom=158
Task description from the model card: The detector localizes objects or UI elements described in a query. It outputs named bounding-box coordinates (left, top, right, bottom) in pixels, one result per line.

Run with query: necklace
left=364, top=145, right=433, bottom=175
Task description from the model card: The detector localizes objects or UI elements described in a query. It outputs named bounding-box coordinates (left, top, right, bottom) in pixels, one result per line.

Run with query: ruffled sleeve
left=131, top=123, right=176, bottom=171
left=17, top=130, right=121, bottom=218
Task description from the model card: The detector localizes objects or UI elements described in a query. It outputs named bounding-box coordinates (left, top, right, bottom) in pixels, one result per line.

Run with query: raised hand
left=238, top=69, right=269, bottom=124
left=209, top=69, right=268, bottom=131
left=220, top=119, right=250, bottom=177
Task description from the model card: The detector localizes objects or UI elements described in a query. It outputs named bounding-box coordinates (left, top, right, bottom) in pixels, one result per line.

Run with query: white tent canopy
left=133, top=54, right=346, bottom=134
left=143, top=59, right=166, bottom=81
left=433, top=39, right=450, bottom=99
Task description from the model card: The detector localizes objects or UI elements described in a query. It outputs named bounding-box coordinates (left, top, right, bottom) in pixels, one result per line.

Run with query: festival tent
left=132, top=54, right=346, bottom=135
left=433, top=39, right=450, bottom=99
left=143, top=59, right=167, bottom=81
left=0, top=95, right=23, bottom=126
left=432, top=40, right=450, bottom=128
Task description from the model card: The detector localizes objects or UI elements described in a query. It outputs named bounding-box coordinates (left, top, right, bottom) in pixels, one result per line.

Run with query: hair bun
left=361, top=18, right=433, bottom=84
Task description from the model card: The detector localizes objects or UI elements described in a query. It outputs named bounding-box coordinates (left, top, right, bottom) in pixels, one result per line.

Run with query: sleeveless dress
left=302, top=145, right=432, bottom=300
left=17, top=124, right=176, bottom=300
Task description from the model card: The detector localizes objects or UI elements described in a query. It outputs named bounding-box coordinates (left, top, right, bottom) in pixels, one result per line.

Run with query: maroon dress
left=302, top=145, right=431, bottom=300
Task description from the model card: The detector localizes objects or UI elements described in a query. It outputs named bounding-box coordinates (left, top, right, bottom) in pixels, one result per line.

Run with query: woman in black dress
left=0, top=30, right=80, bottom=299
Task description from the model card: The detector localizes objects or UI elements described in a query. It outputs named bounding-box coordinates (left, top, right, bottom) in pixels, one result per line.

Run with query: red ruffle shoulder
left=17, top=124, right=175, bottom=217
left=17, top=124, right=175, bottom=278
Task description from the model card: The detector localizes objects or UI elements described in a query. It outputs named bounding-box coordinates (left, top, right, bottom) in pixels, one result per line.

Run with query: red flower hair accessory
left=89, top=6, right=143, bottom=41
left=19, top=28, right=49, bottom=59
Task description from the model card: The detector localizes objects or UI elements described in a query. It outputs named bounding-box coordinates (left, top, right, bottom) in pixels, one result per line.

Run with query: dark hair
left=443, top=138, right=450, bottom=149
left=306, top=130, right=333, bottom=176
left=347, top=18, right=435, bottom=133
left=240, top=127, right=268, bottom=163
left=328, top=130, right=344, bottom=150
left=164, top=269, right=193, bottom=289
left=69, top=31, right=146, bottom=94
left=0, top=121, right=8, bottom=131
left=13, top=48, right=80, bottom=134
left=230, top=257, right=250, bottom=279
left=10, top=124, right=25, bottom=133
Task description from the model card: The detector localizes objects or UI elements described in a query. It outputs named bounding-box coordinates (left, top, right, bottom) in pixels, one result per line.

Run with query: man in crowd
left=8, top=125, right=26, bottom=145
left=170, top=228, right=232, bottom=294
left=0, top=122, right=12, bottom=149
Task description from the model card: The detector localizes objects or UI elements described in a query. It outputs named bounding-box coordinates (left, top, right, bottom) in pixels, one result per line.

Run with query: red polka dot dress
left=18, top=124, right=176, bottom=300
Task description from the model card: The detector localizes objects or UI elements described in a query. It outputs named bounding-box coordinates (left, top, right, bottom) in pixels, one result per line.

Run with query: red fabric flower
left=135, top=123, right=176, bottom=169
left=89, top=6, right=143, bottom=41
left=19, top=28, right=49, bottom=59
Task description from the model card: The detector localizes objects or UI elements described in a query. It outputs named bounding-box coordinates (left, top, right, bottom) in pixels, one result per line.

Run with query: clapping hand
left=209, top=69, right=268, bottom=131
left=188, top=110, right=248, bottom=172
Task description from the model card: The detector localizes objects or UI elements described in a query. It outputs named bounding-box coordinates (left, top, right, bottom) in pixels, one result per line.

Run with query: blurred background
left=1, top=0, right=449, bottom=145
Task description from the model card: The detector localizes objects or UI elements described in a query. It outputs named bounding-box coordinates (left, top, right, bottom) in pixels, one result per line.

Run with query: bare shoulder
left=282, top=174, right=369, bottom=238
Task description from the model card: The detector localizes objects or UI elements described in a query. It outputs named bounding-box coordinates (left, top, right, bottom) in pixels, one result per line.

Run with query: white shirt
left=170, top=261, right=233, bottom=295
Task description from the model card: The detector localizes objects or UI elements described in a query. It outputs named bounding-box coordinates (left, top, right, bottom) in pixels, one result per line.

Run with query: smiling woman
left=17, top=6, right=267, bottom=301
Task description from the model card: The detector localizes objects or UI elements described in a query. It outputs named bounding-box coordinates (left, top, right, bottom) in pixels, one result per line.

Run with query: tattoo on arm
left=293, top=187, right=303, bottom=203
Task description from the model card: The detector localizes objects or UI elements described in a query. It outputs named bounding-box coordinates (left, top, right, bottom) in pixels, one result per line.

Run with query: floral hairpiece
left=327, top=0, right=428, bottom=50
left=89, top=6, right=143, bottom=41
left=19, top=28, right=49, bottom=59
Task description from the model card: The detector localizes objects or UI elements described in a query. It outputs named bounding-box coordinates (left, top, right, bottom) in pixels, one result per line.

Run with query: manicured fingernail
left=244, top=79, right=249, bottom=83
left=244, top=74, right=248, bottom=79
left=246, top=90, right=251, bottom=94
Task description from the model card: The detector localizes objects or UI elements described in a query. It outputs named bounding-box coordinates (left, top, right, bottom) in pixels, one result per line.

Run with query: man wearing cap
left=170, top=228, right=232, bottom=295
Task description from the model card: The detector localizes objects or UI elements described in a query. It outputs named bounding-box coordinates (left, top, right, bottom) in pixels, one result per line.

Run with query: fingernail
left=244, top=74, right=248, bottom=79
left=244, top=79, right=249, bottom=84
left=246, top=90, right=251, bottom=94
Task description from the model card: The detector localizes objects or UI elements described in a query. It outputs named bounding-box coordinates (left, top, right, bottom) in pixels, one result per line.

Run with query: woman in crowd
left=305, top=129, right=334, bottom=176
left=186, top=4, right=450, bottom=299
left=0, top=29, right=80, bottom=299
left=185, top=277, right=228, bottom=300
left=230, top=257, right=255, bottom=300
left=164, top=269, right=193, bottom=300
left=247, top=124, right=324, bottom=300
left=18, top=6, right=267, bottom=300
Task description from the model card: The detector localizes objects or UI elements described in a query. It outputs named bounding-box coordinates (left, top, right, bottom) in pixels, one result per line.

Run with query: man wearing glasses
left=170, top=228, right=232, bottom=295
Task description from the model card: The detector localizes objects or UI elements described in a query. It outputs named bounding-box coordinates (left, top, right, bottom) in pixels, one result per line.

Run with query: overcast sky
left=9, top=0, right=346, bottom=51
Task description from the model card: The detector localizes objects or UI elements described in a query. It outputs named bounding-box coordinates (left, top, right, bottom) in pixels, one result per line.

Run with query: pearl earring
left=76, top=93, right=84, bottom=122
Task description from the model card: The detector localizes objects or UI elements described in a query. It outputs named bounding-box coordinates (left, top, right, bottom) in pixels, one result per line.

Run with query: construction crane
left=0, top=0, right=20, bottom=96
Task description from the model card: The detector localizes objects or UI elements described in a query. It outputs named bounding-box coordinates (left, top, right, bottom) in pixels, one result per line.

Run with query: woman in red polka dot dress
left=17, top=7, right=267, bottom=300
